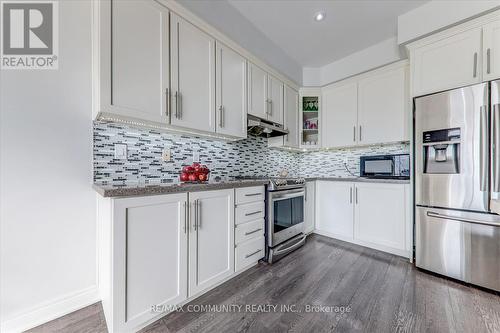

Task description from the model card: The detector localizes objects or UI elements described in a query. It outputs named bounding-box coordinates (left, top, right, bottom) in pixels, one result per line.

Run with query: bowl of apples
left=180, top=162, right=210, bottom=183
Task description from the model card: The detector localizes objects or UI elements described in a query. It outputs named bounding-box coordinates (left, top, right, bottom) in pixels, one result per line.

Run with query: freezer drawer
left=416, top=206, right=500, bottom=291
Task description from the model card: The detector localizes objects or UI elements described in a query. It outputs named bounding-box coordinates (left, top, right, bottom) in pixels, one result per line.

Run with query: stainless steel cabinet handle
left=197, top=199, right=201, bottom=229
left=178, top=92, right=182, bottom=119
left=473, top=52, right=478, bottom=78
left=355, top=187, right=358, bottom=204
left=166, top=88, right=170, bottom=117
left=350, top=187, right=353, bottom=204
left=479, top=106, right=489, bottom=191
left=269, top=100, right=272, bottom=116
left=192, top=201, right=197, bottom=231
left=245, top=193, right=261, bottom=197
left=427, top=211, right=500, bottom=227
left=183, top=201, right=187, bottom=233
left=174, top=91, right=179, bottom=119
left=487, top=48, right=491, bottom=75
left=266, top=99, right=270, bottom=115
left=493, top=104, right=500, bottom=193
left=245, top=249, right=262, bottom=258
left=359, top=125, right=362, bottom=142
left=244, top=228, right=262, bottom=236
left=353, top=126, right=356, bottom=142
left=218, top=105, right=223, bottom=127
left=245, top=210, right=262, bottom=216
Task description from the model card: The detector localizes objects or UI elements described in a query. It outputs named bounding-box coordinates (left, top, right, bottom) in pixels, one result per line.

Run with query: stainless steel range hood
left=247, top=114, right=288, bottom=138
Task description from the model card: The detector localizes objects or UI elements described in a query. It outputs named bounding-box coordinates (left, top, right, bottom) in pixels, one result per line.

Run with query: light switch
left=114, top=143, right=127, bottom=160
left=162, top=148, right=171, bottom=162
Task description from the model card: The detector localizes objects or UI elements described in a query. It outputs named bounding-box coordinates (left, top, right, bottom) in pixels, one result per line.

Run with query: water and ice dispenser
left=422, top=128, right=461, bottom=174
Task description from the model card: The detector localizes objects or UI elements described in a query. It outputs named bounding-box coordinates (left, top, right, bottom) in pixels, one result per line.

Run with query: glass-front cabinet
left=299, top=88, right=321, bottom=148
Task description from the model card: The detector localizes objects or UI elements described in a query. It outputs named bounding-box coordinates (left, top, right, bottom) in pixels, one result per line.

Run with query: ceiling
left=228, top=0, right=428, bottom=67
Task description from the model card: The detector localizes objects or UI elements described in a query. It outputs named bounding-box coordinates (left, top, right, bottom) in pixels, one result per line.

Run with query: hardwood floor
left=28, top=234, right=500, bottom=333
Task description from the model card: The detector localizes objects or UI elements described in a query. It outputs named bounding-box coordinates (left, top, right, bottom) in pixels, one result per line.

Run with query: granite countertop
left=93, top=179, right=269, bottom=198
left=306, top=177, right=411, bottom=184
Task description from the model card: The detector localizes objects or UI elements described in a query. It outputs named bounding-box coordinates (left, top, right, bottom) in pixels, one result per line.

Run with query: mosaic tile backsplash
left=93, top=122, right=409, bottom=184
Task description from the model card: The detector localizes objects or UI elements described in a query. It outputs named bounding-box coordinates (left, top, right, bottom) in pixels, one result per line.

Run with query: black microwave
left=360, top=154, right=410, bottom=179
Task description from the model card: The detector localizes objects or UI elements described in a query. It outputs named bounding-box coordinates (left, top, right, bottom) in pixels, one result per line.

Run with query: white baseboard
left=312, top=230, right=411, bottom=259
left=1, top=285, right=100, bottom=333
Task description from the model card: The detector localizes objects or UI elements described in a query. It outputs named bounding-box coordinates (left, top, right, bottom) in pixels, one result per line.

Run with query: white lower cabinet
left=315, top=181, right=410, bottom=258
left=188, top=189, right=235, bottom=297
left=234, top=186, right=266, bottom=272
left=315, top=181, right=354, bottom=240
left=353, top=183, right=406, bottom=251
left=304, top=181, right=316, bottom=234
left=99, top=193, right=188, bottom=333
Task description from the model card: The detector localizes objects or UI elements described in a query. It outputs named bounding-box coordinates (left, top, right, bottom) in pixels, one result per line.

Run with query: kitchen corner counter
left=306, top=177, right=411, bottom=184
left=93, top=179, right=269, bottom=198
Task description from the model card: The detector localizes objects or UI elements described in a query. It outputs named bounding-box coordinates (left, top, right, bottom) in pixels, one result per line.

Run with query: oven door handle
left=273, top=235, right=307, bottom=256
left=271, top=190, right=305, bottom=201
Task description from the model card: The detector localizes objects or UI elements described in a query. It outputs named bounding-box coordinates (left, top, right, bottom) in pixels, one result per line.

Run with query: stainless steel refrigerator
left=415, top=80, right=500, bottom=292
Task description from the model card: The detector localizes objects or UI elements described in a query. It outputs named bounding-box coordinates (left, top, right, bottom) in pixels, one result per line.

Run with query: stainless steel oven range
left=266, top=178, right=306, bottom=263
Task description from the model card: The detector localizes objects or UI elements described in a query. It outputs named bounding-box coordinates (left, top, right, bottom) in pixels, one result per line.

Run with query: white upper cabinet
left=215, top=42, right=247, bottom=139
left=188, top=189, right=234, bottom=297
left=354, top=183, right=406, bottom=251
left=357, top=65, right=408, bottom=145
left=322, top=82, right=358, bottom=148
left=170, top=13, right=216, bottom=133
left=411, top=27, right=482, bottom=96
left=483, top=20, right=500, bottom=81
left=101, top=0, right=169, bottom=123
left=284, top=85, right=299, bottom=147
left=267, top=74, right=284, bottom=125
left=248, top=62, right=268, bottom=120
left=112, top=193, right=188, bottom=331
left=315, top=181, right=354, bottom=240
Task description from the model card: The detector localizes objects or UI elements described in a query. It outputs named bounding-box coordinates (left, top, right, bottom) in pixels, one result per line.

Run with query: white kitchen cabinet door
left=112, top=193, right=188, bottom=331
left=267, top=74, right=284, bottom=125
left=215, top=42, right=247, bottom=139
left=304, top=181, right=316, bottom=234
left=248, top=62, right=268, bottom=119
left=322, top=83, right=358, bottom=148
left=171, top=13, right=215, bottom=133
left=483, top=20, right=500, bottom=81
left=315, top=181, right=354, bottom=240
left=189, top=189, right=234, bottom=297
left=103, top=0, right=169, bottom=124
left=284, top=85, right=299, bottom=147
left=354, top=183, right=406, bottom=251
left=411, top=27, right=482, bottom=97
left=357, top=65, right=407, bottom=145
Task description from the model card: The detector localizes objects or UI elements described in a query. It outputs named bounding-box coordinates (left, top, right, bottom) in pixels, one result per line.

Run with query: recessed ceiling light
left=314, top=11, right=325, bottom=22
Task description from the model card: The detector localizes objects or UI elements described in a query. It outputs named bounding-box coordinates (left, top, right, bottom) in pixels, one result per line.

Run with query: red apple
left=180, top=172, right=189, bottom=181
left=188, top=173, right=197, bottom=182
left=198, top=173, right=207, bottom=181
left=182, top=165, right=194, bottom=173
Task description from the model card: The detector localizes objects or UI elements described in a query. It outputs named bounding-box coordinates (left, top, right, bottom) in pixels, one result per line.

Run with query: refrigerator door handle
left=493, top=103, right=500, bottom=193
left=479, top=105, right=489, bottom=192
left=427, top=211, right=500, bottom=228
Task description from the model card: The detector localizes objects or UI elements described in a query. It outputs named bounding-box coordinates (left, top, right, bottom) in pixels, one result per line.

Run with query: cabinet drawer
left=235, top=219, right=264, bottom=244
left=235, top=236, right=264, bottom=272
left=236, top=186, right=265, bottom=205
left=235, top=201, right=265, bottom=224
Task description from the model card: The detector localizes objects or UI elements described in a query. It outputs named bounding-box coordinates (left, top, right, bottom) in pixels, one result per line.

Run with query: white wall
left=303, top=37, right=405, bottom=87
left=0, top=1, right=98, bottom=332
left=179, top=0, right=302, bottom=85
left=398, top=0, right=500, bottom=44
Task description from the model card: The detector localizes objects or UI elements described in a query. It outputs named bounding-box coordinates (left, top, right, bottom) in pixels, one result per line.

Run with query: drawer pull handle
left=245, top=249, right=262, bottom=258
left=245, top=193, right=261, bottom=197
left=245, top=210, right=262, bottom=216
left=245, top=228, right=262, bottom=236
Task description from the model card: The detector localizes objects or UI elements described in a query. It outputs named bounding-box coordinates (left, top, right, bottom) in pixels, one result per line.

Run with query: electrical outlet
left=114, top=143, right=127, bottom=160
left=162, top=148, right=171, bottom=162
left=193, top=151, right=200, bottom=163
